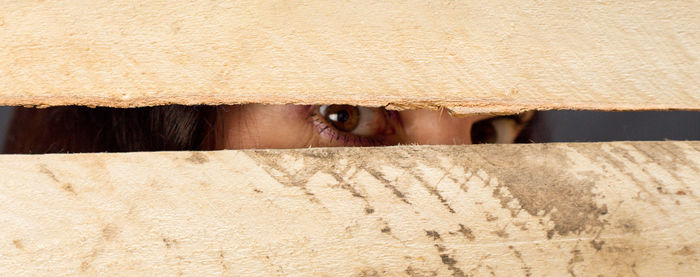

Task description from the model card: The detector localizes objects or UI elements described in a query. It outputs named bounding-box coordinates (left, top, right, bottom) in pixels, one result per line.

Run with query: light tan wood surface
left=1, top=141, right=698, bottom=276
left=0, top=1, right=698, bottom=113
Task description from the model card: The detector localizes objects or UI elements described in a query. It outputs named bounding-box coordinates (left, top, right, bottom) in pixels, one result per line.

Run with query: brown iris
left=320, top=105, right=360, bottom=132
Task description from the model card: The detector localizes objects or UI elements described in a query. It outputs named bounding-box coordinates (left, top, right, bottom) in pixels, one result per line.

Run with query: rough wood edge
left=4, top=95, right=700, bottom=114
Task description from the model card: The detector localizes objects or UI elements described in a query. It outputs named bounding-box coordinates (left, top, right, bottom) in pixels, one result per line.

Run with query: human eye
left=470, top=112, right=534, bottom=144
left=312, top=105, right=396, bottom=146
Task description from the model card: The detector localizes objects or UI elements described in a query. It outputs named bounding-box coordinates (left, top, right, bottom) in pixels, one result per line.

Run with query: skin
left=216, top=104, right=501, bottom=149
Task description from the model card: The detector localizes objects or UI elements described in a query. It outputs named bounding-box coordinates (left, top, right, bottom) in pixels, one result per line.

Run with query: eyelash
left=310, top=111, right=386, bottom=146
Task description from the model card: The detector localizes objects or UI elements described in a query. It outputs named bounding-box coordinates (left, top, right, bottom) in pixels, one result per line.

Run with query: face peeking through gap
left=216, top=104, right=533, bottom=149
left=3, top=104, right=534, bottom=153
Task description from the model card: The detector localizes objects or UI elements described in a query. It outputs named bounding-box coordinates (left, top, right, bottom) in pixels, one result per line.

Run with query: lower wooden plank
left=0, top=142, right=698, bottom=276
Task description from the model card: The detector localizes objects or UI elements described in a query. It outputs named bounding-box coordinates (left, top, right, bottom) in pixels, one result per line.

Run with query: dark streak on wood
left=363, top=167, right=412, bottom=205
left=425, top=230, right=441, bottom=241
left=413, top=173, right=456, bottom=213
left=185, top=152, right=209, bottom=164
left=39, top=164, right=60, bottom=182
left=12, top=239, right=23, bottom=250
left=456, top=224, right=475, bottom=241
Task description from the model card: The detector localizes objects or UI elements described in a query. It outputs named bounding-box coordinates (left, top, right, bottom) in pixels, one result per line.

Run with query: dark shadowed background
left=528, top=110, right=700, bottom=142
left=0, top=107, right=11, bottom=150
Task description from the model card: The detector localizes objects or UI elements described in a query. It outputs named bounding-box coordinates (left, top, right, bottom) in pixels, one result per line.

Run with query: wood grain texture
left=0, top=1, right=698, bottom=113
left=0, top=141, right=698, bottom=276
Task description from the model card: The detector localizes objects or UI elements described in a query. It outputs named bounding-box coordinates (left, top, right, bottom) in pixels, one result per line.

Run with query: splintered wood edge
left=3, top=95, right=700, bottom=116
left=1, top=141, right=698, bottom=276
left=1, top=1, right=699, bottom=114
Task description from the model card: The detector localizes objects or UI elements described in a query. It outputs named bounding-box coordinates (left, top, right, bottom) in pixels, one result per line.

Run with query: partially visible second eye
left=471, top=112, right=534, bottom=144
left=318, top=105, right=389, bottom=136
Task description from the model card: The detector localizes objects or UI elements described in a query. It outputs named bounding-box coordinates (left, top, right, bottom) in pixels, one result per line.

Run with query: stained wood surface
left=0, top=141, right=698, bottom=276
left=0, top=1, right=698, bottom=113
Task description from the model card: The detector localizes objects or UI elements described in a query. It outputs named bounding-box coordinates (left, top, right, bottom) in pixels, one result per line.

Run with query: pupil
left=320, top=105, right=360, bottom=132
left=335, top=110, right=350, bottom=122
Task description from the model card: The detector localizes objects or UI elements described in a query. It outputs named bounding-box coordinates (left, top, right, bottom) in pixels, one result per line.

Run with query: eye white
left=352, top=107, right=385, bottom=136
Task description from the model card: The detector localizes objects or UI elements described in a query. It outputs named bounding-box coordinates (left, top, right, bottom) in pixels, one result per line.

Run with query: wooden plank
left=0, top=1, right=698, bottom=113
left=0, top=141, right=698, bottom=276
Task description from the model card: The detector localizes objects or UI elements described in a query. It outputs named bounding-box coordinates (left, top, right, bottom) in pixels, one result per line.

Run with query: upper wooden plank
left=0, top=0, right=698, bottom=113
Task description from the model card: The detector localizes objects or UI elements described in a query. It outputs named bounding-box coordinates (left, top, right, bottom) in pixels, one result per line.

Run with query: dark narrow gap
left=0, top=106, right=697, bottom=154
